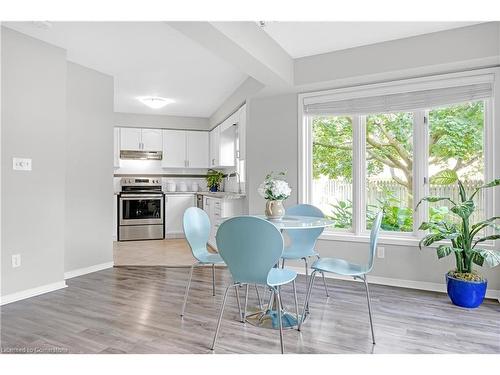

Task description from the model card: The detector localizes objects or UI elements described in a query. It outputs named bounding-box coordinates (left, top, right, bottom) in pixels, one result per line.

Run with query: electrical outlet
left=12, top=254, right=21, bottom=268
left=377, top=247, right=385, bottom=259
left=13, top=158, right=32, bottom=171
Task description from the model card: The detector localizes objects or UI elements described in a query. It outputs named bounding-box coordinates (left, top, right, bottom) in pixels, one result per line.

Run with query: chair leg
left=255, top=284, right=263, bottom=309
left=303, top=257, right=309, bottom=277
left=275, top=287, right=284, bottom=354
left=299, top=270, right=317, bottom=331
left=243, top=284, right=249, bottom=322
left=281, top=258, right=285, bottom=268
left=316, top=256, right=330, bottom=297
left=362, top=275, right=376, bottom=344
left=211, top=284, right=232, bottom=350
left=235, top=285, right=243, bottom=322
left=212, top=264, right=216, bottom=296
left=292, top=280, right=300, bottom=331
left=180, top=265, right=195, bottom=317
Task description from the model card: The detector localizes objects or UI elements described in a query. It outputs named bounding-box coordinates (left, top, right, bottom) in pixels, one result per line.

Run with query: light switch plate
left=12, top=254, right=21, bottom=268
left=13, top=157, right=32, bottom=171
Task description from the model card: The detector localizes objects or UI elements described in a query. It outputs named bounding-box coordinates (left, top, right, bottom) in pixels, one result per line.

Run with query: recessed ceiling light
left=137, top=96, right=175, bottom=109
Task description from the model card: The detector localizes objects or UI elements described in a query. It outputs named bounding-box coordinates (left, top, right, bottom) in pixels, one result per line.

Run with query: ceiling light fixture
left=137, top=96, right=175, bottom=109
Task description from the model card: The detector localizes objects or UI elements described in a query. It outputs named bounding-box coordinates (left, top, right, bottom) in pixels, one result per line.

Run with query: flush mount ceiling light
left=137, top=96, right=175, bottom=109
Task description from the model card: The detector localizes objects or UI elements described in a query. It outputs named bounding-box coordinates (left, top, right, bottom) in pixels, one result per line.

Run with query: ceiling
left=262, top=22, right=481, bottom=58
left=4, top=22, right=248, bottom=117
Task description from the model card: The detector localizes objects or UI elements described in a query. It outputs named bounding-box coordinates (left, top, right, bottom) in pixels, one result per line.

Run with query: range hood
left=120, top=150, right=163, bottom=160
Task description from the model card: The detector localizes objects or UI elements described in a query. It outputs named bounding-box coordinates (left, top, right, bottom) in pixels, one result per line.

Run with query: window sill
left=319, top=232, right=495, bottom=249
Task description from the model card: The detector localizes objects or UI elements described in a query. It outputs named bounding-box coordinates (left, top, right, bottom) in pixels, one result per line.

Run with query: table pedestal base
left=244, top=307, right=306, bottom=330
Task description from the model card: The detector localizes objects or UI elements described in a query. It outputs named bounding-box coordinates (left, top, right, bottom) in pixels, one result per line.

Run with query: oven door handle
left=120, top=194, right=164, bottom=200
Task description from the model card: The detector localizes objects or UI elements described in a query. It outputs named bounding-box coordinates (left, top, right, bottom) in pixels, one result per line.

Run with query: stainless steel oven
left=118, top=177, right=164, bottom=241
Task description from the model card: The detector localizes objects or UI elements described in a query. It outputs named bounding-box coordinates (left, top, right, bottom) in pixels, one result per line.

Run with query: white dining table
left=219, top=214, right=335, bottom=330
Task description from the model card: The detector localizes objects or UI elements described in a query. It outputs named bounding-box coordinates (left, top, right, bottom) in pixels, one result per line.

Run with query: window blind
left=304, top=82, right=493, bottom=116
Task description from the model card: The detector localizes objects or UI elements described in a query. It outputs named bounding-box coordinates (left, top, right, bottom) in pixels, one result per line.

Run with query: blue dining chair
left=299, top=212, right=383, bottom=344
left=180, top=207, right=226, bottom=316
left=281, top=204, right=329, bottom=297
left=211, top=216, right=299, bottom=354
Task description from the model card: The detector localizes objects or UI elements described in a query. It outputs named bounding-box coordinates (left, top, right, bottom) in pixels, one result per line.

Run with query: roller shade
left=304, top=81, right=493, bottom=116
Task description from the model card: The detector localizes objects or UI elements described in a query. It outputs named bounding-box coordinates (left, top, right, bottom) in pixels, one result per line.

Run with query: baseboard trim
left=288, top=266, right=500, bottom=303
left=64, top=261, right=114, bottom=280
left=0, top=281, right=67, bottom=306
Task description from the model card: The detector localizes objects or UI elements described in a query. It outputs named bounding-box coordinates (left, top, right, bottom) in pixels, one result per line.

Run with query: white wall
left=115, top=112, right=209, bottom=130
left=246, top=94, right=298, bottom=214
left=295, top=22, right=500, bottom=89
left=65, top=62, right=114, bottom=274
left=1, top=27, right=67, bottom=297
left=209, top=77, right=264, bottom=129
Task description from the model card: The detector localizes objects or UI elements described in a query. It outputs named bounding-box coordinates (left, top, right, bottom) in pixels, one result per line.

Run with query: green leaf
left=474, top=249, right=500, bottom=268
left=470, top=216, right=500, bottom=237
left=450, top=200, right=475, bottom=220
left=470, top=179, right=500, bottom=199
left=431, top=169, right=458, bottom=185
left=415, top=196, right=456, bottom=210
left=436, top=245, right=463, bottom=259
left=472, top=252, right=485, bottom=267
left=419, top=232, right=460, bottom=249
left=473, top=234, right=500, bottom=247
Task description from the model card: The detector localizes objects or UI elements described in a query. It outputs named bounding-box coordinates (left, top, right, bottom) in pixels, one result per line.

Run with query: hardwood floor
left=1, top=266, right=499, bottom=354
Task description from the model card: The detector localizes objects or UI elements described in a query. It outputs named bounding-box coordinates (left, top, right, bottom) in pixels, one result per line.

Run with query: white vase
left=265, top=200, right=285, bottom=220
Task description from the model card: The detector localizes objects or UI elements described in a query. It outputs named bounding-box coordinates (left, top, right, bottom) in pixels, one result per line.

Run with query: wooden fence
left=312, top=179, right=485, bottom=222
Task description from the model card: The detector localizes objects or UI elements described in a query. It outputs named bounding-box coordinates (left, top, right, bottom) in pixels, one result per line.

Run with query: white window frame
left=298, top=68, right=497, bottom=247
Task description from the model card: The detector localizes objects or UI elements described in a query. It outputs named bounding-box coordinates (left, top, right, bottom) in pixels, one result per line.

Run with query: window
left=301, top=71, right=495, bottom=240
left=365, top=112, right=414, bottom=232
left=312, top=116, right=353, bottom=230
left=427, top=101, right=486, bottom=226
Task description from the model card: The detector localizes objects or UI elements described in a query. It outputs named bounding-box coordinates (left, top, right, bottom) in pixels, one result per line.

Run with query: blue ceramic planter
left=209, top=186, right=218, bottom=192
left=446, top=273, right=487, bottom=308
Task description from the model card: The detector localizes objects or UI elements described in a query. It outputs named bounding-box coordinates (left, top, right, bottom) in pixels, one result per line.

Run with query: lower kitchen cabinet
left=165, top=194, right=196, bottom=238
left=203, top=196, right=244, bottom=249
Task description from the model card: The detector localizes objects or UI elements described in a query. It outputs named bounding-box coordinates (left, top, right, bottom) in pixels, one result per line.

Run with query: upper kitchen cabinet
left=186, top=131, right=209, bottom=168
left=120, top=127, right=142, bottom=151
left=209, top=126, right=220, bottom=167
left=162, top=129, right=187, bottom=168
left=141, top=129, right=163, bottom=151
left=120, top=127, right=162, bottom=152
left=162, top=129, right=209, bottom=168
left=209, top=105, right=246, bottom=168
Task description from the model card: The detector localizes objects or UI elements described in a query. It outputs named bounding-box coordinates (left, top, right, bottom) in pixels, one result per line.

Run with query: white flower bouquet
left=258, top=171, right=291, bottom=201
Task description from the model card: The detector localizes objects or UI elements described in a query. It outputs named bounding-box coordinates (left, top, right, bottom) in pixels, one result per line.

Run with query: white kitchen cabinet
left=120, top=127, right=162, bottom=152
left=209, top=126, right=220, bottom=168
left=141, top=129, right=163, bottom=151
left=113, top=128, right=121, bottom=168
left=186, top=131, right=208, bottom=168
left=203, top=196, right=244, bottom=249
left=120, top=127, right=142, bottom=151
left=163, top=130, right=209, bottom=168
left=162, top=129, right=187, bottom=168
left=165, top=194, right=196, bottom=238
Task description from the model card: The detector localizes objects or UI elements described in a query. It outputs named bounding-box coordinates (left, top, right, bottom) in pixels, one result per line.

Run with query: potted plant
left=206, top=169, right=224, bottom=192
left=258, top=171, right=292, bottom=220
left=416, top=169, right=500, bottom=308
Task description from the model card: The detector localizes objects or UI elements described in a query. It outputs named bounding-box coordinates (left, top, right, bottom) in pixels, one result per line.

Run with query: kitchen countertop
left=114, top=191, right=246, bottom=199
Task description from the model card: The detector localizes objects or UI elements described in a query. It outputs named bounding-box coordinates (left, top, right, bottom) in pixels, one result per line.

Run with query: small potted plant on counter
left=258, top=170, right=292, bottom=220
left=416, top=169, right=500, bottom=308
left=206, top=169, right=224, bottom=192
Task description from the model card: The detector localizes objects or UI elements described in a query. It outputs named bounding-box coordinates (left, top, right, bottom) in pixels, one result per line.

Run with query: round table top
left=221, top=215, right=334, bottom=230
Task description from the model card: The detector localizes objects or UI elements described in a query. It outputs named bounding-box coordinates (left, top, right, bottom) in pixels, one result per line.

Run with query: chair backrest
left=183, top=207, right=211, bottom=261
left=285, top=204, right=325, bottom=253
left=367, top=211, right=383, bottom=272
left=216, top=216, right=284, bottom=285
